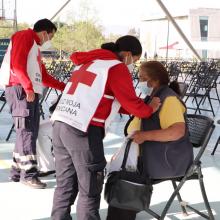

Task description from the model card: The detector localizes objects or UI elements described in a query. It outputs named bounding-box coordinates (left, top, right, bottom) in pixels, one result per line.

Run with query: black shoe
left=21, top=177, right=47, bottom=189
left=38, top=170, right=56, bottom=177
left=9, top=176, right=20, bottom=182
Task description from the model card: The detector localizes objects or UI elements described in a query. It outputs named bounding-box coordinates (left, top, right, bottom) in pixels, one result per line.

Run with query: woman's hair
left=140, top=61, right=181, bottom=96
left=101, top=35, right=142, bottom=56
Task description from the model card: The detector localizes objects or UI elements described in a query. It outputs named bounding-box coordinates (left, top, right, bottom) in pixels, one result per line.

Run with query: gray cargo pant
left=5, top=85, right=40, bottom=180
left=51, top=121, right=106, bottom=220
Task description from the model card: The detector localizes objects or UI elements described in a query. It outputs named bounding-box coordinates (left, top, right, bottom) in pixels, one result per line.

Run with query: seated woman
left=106, top=61, right=194, bottom=220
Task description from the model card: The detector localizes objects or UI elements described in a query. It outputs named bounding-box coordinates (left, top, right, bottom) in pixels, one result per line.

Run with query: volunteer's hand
left=131, top=130, right=146, bottom=144
left=149, top=97, right=161, bottom=113
left=26, top=91, right=35, bottom=102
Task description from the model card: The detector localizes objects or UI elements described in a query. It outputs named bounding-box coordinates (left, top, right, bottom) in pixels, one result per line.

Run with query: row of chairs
left=183, top=63, right=220, bottom=117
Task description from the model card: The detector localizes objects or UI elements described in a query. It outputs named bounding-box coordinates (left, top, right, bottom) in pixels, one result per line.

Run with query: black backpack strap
left=124, top=116, right=135, bottom=136
left=120, top=139, right=132, bottom=170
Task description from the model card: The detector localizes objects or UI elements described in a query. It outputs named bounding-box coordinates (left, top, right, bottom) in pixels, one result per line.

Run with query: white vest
left=51, top=59, right=121, bottom=132
left=0, top=41, right=43, bottom=94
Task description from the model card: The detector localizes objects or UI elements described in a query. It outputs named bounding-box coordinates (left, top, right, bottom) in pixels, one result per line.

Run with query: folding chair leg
left=194, top=96, right=202, bottom=114
left=39, top=105, right=45, bottom=120
left=0, top=102, right=6, bottom=112
left=198, top=168, right=215, bottom=220
left=215, top=87, right=220, bottom=103
left=160, top=178, right=187, bottom=219
left=6, top=124, right=15, bottom=141
left=184, top=95, right=189, bottom=103
left=207, top=95, right=215, bottom=117
left=202, top=96, right=207, bottom=105
left=171, top=181, right=188, bottom=216
left=54, top=89, right=59, bottom=96
left=211, top=136, right=220, bottom=155
left=45, top=88, right=52, bottom=102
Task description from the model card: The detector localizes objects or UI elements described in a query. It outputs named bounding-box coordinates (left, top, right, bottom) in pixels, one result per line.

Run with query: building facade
left=140, top=8, right=220, bottom=59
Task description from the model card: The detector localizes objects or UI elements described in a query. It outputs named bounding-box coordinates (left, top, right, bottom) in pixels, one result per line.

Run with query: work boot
left=9, top=175, right=20, bottom=182
left=21, top=177, right=47, bottom=189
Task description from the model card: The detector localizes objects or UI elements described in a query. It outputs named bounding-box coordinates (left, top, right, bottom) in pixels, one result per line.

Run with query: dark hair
left=140, top=61, right=181, bottom=96
left=101, top=35, right=142, bottom=56
left=33, top=18, right=57, bottom=33
left=169, top=81, right=181, bottom=96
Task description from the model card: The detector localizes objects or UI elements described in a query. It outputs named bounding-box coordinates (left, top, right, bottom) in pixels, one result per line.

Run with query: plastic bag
left=107, top=138, right=139, bottom=173
left=36, top=119, right=55, bottom=172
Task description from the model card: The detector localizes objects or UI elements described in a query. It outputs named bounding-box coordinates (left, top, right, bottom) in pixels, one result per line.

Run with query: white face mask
left=41, top=40, right=52, bottom=50
left=125, top=55, right=134, bottom=73
left=40, top=33, right=52, bottom=50
left=138, top=81, right=153, bottom=96
left=127, top=63, right=134, bottom=73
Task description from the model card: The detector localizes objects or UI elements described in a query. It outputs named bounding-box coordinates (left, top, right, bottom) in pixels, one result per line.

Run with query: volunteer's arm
left=131, top=122, right=185, bottom=144
left=108, top=64, right=160, bottom=118
left=10, top=33, right=34, bottom=94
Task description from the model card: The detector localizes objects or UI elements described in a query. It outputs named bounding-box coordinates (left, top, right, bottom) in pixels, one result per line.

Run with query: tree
left=52, top=21, right=105, bottom=53
left=18, top=22, right=30, bottom=31
left=0, top=20, right=14, bottom=38
left=0, top=21, right=30, bottom=38
left=104, top=33, right=122, bottom=44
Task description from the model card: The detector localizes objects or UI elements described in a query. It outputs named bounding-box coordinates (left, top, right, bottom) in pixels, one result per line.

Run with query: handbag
left=104, top=139, right=153, bottom=212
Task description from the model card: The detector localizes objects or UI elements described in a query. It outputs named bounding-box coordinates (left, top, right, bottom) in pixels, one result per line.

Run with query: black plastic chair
left=178, top=81, right=188, bottom=99
left=211, top=135, right=220, bottom=156
left=184, top=67, right=219, bottom=117
left=0, top=90, right=7, bottom=112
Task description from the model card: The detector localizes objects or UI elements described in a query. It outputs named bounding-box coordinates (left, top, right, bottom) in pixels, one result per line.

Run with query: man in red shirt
left=2, top=19, right=65, bottom=189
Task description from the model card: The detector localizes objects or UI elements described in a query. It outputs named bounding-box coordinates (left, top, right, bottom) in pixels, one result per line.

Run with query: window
left=199, top=16, right=208, bottom=40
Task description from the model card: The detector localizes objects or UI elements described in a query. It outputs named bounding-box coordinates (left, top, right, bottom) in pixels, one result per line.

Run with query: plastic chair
left=178, top=81, right=188, bottom=99
left=0, top=90, right=6, bottom=112
left=184, top=66, right=219, bottom=117
left=144, top=114, right=216, bottom=219
left=211, top=135, right=220, bottom=155
left=124, top=114, right=215, bottom=219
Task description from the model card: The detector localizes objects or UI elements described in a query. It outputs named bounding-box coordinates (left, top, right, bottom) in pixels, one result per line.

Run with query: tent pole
left=50, top=0, right=71, bottom=21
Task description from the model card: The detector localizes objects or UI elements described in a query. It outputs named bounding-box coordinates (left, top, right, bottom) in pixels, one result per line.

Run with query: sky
left=3, top=0, right=220, bottom=34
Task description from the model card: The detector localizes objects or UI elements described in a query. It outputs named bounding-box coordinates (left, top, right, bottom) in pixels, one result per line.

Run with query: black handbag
left=104, top=139, right=153, bottom=212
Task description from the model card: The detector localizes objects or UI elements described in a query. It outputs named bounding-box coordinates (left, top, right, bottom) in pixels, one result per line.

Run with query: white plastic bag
left=36, top=119, right=55, bottom=172
left=107, top=138, right=139, bottom=173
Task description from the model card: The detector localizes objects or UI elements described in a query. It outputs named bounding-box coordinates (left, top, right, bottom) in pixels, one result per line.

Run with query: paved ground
left=0, top=88, right=220, bottom=220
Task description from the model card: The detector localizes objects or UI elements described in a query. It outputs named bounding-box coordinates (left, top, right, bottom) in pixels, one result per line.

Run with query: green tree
left=0, top=21, right=30, bottom=38
left=0, top=20, right=14, bottom=38
left=52, top=0, right=105, bottom=53
left=104, top=33, right=122, bottom=44
left=52, top=20, right=105, bottom=53
left=18, top=22, right=30, bottom=31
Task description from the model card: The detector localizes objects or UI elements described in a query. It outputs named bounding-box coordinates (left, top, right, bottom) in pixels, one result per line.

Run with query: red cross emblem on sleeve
left=67, top=61, right=97, bottom=95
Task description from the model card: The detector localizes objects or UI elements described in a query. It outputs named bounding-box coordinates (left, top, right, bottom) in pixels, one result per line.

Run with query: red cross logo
left=67, top=61, right=97, bottom=95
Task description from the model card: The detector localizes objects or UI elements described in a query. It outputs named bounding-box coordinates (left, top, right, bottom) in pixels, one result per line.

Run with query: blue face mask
left=138, top=81, right=153, bottom=96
